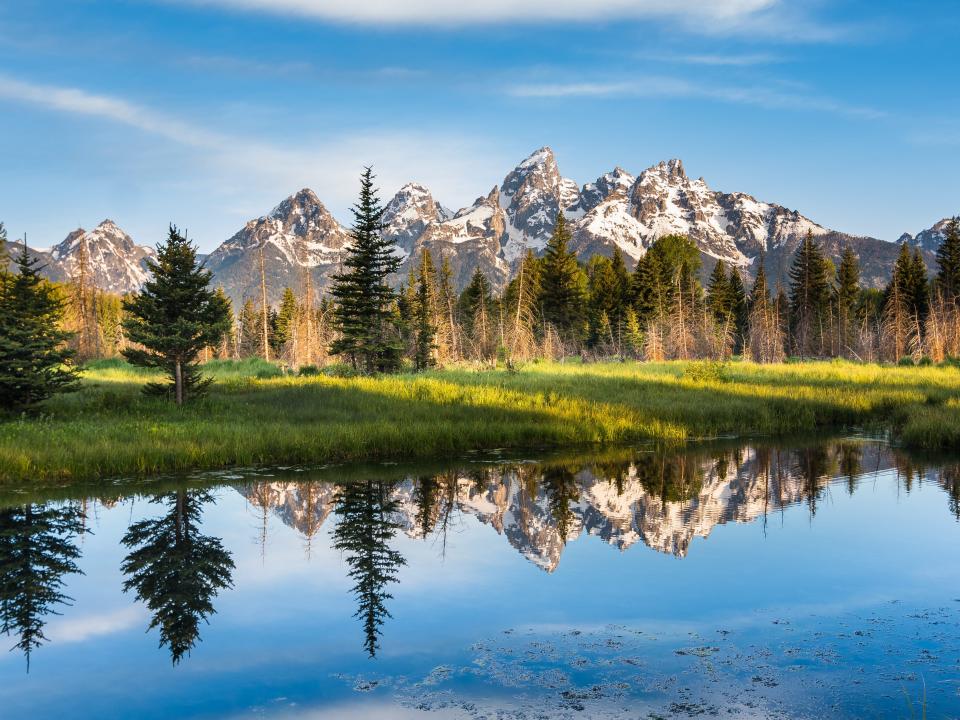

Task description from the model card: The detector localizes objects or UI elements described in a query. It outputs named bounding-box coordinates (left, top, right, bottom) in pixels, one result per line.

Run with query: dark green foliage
left=728, top=269, right=748, bottom=351
left=788, top=232, right=832, bottom=357
left=332, top=479, right=406, bottom=657
left=707, top=260, right=733, bottom=325
left=237, top=299, right=261, bottom=358
left=887, top=242, right=929, bottom=322
left=274, top=287, right=299, bottom=352
left=459, top=266, right=494, bottom=340
left=330, top=168, right=403, bottom=373
left=413, top=250, right=437, bottom=371
left=539, top=213, right=587, bottom=342
left=120, top=489, right=234, bottom=665
left=630, top=250, right=668, bottom=327
left=0, top=503, right=85, bottom=669
left=540, top=466, right=579, bottom=543
left=835, top=246, right=861, bottom=355
left=935, top=217, right=960, bottom=303
left=122, top=226, right=231, bottom=404
left=587, top=254, right=628, bottom=349
left=0, top=238, right=78, bottom=412
left=750, top=256, right=770, bottom=310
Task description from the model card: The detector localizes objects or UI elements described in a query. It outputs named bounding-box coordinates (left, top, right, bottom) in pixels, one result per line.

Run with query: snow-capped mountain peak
left=48, top=219, right=154, bottom=294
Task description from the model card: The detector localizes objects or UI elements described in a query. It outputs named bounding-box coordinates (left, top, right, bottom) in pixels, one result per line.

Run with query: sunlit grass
left=0, top=358, right=958, bottom=482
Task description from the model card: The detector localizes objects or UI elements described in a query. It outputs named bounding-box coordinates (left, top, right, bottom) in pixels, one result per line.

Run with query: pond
left=1, top=437, right=958, bottom=719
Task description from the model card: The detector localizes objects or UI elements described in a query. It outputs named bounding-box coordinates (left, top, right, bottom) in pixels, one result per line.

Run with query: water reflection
left=0, top=437, right=958, bottom=670
left=120, top=489, right=234, bottom=664
left=0, top=503, right=85, bottom=669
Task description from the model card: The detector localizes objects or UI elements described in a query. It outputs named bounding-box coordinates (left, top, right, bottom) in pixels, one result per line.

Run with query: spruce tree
left=728, top=268, right=748, bottom=352
left=329, top=167, right=402, bottom=373
left=835, top=246, right=860, bottom=355
left=0, top=240, right=79, bottom=412
left=706, top=260, right=732, bottom=325
left=936, top=217, right=960, bottom=304
left=788, top=232, right=831, bottom=358
left=274, top=287, right=299, bottom=353
left=237, top=299, right=261, bottom=358
left=539, top=213, right=587, bottom=343
left=0, top=502, right=85, bottom=669
left=459, top=267, right=494, bottom=358
left=413, top=249, right=437, bottom=371
left=122, top=226, right=231, bottom=405
left=121, top=490, right=234, bottom=665
left=332, top=479, right=406, bottom=658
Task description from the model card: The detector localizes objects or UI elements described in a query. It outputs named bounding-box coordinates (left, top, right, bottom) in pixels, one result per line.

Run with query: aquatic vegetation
left=0, top=358, right=958, bottom=482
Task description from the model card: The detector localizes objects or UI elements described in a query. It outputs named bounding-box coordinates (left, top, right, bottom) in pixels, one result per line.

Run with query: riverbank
left=1, top=358, right=958, bottom=482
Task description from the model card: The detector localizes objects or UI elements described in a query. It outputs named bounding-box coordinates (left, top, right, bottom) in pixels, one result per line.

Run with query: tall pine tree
left=788, top=232, right=831, bottom=358
left=539, top=213, right=587, bottom=344
left=0, top=239, right=78, bottom=412
left=330, top=168, right=403, bottom=373
left=413, top=249, right=437, bottom=371
left=123, top=226, right=231, bottom=405
left=936, top=217, right=960, bottom=304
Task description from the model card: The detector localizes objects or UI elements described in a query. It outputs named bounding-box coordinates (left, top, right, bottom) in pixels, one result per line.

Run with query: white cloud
left=167, top=0, right=776, bottom=26
left=45, top=606, right=144, bottom=644
left=0, top=73, right=511, bottom=245
left=0, top=74, right=223, bottom=149
left=645, top=52, right=782, bottom=66
left=507, top=75, right=884, bottom=120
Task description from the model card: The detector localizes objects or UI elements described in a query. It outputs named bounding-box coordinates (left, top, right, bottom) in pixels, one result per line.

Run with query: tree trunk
left=175, top=360, right=183, bottom=406
left=259, top=245, right=270, bottom=362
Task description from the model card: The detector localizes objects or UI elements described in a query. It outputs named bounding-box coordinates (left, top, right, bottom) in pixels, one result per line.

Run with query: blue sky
left=1, top=0, right=958, bottom=252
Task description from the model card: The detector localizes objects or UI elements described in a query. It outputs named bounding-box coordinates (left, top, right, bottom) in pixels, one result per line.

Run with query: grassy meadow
left=0, top=357, right=958, bottom=482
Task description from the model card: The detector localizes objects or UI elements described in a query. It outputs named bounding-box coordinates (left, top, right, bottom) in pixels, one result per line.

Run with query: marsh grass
left=1, top=358, right=958, bottom=482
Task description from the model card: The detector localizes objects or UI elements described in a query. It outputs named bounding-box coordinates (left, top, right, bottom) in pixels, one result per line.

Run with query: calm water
left=1, top=438, right=959, bottom=719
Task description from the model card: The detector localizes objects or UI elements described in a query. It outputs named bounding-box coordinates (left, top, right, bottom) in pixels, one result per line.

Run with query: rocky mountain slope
left=14, top=149, right=955, bottom=302
left=234, top=442, right=896, bottom=571
left=4, top=220, right=153, bottom=293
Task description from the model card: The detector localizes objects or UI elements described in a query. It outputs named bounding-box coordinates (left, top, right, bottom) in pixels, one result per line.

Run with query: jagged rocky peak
left=899, top=217, right=956, bottom=252
left=580, top=166, right=636, bottom=212
left=264, top=188, right=345, bottom=241
left=49, top=219, right=154, bottom=294
left=383, top=182, right=451, bottom=253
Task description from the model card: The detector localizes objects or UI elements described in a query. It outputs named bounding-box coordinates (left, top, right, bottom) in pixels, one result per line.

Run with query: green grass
left=1, top=358, right=958, bottom=482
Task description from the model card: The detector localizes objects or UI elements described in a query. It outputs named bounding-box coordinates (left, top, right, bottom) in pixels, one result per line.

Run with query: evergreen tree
left=434, top=253, right=460, bottom=363
left=539, top=213, right=587, bottom=343
left=0, top=503, right=85, bottom=669
left=413, top=249, right=437, bottom=371
left=122, top=226, right=231, bottom=405
left=212, top=287, right=235, bottom=359
left=540, top=466, right=579, bottom=544
left=623, top=307, right=644, bottom=359
left=0, top=240, right=79, bottom=413
left=586, top=255, right=623, bottom=350
left=274, top=287, right=299, bottom=353
left=728, top=268, right=748, bottom=352
left=936, top=217, right=960, bottom=304
left=749, top=256, right=770, bottom=311
left=788, top=232, right=831, bottom=358
left=907, top=247, right=930, bottom=323
left=835, top=246, right=860, bottom=356
left=237, top=299, right=261, bottom=358
left=459, top=267, right=494, bottom=359
left=329, top=168, right=403, bottom=373
left=332, top=479, right=406, bottom=657
left=121, top=489, right=234, bottom=665
left=706, top=260, right=732, bottom=326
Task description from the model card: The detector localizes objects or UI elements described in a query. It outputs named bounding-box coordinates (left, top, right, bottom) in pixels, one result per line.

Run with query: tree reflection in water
left=120, top=489, right=234, bottom=665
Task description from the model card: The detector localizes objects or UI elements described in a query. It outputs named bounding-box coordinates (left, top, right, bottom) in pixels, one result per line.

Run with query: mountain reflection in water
left=0, top=437, right=958, bottom=720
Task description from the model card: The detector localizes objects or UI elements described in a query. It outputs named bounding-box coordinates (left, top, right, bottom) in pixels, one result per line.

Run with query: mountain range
left=6, top=148, right=953, bottom=305
left=236, top=442, right=905, bottom=571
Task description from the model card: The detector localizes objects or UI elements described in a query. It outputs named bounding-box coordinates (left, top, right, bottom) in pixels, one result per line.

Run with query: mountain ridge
left=8, top=148, right=954, bottom=304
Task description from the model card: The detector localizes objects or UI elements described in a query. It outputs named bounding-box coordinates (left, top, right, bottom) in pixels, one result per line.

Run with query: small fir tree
left=0, top=238, right=79, bottom=412
left=329, top=167, right=403, bottom=373
left=122, top=226, right=231, bottom=405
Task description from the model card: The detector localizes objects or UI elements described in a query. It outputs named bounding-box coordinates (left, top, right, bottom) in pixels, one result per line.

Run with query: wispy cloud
left=0, top=73, right=509, bottom=239
left=165, top=0, right=777, bottom=26
left=506, top=75, right=884, bottom=120
left=643, top=52, right=783, bottom=66
left=0, top=74, right=224, bottom=148
left=46, top=606, right=144, bottom=644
